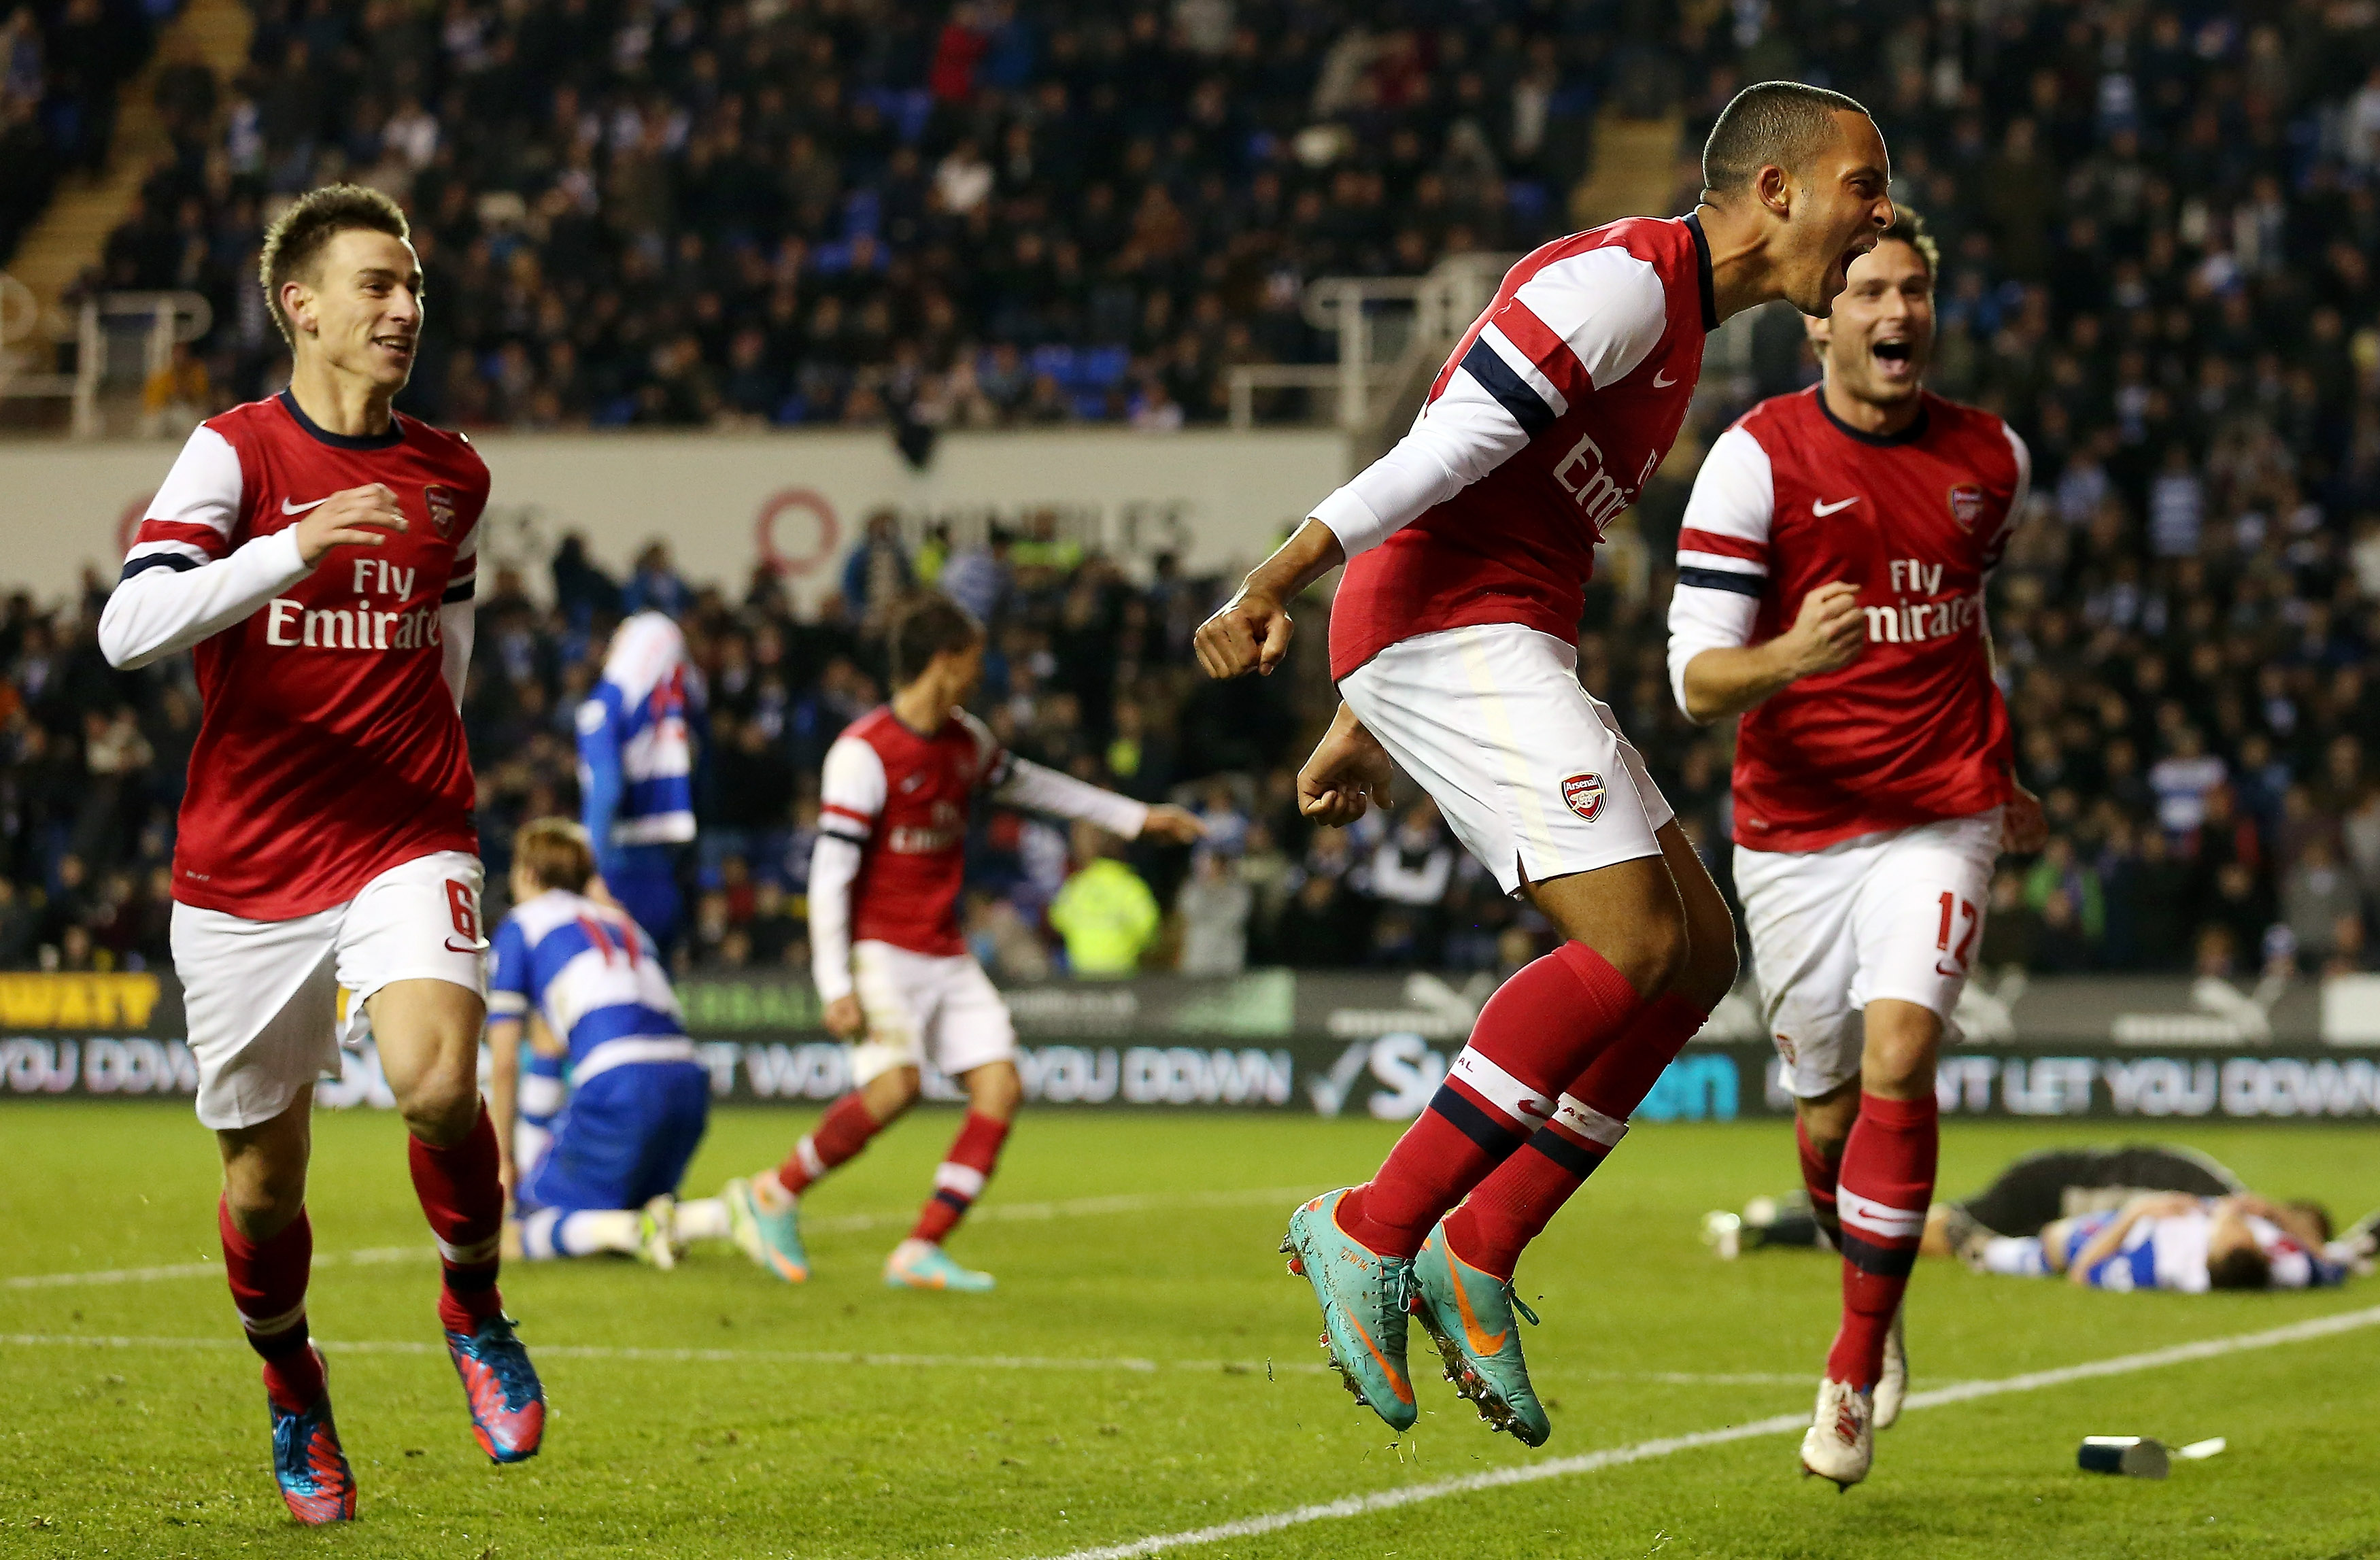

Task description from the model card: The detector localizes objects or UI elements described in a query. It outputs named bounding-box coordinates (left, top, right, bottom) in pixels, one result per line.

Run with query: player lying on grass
left=94, top=184, right=541, bottom=1525
left=485, top=818, right=738, bottom=1268
left=1194, top=80, right=1894, bottom=1448
left=1705, top=1141, right=2249, bottom=1259
left=1665, top=205, right=2043, bottom=1487
left=726, top=594, right=1202, bottom=1291
left=1999, top=1193, right=2360, bottom=1292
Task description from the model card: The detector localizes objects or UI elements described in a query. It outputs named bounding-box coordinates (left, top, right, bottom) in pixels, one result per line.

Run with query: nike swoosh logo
left=1812, top=496, right=1861, bottom=515
left=446, top=938, right=488, bottom=955
left=282, top=496, right=331, bottom=515
left=1451, top=1259, right=1512, bottom=1357
left=1652, top=369, right=1677, bottom=388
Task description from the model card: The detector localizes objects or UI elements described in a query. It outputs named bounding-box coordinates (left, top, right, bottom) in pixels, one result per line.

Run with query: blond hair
left=513, top=817, right=596, bottom=894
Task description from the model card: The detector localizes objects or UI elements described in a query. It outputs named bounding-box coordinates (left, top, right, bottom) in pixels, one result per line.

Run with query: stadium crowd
left=7, top=1, right=2380, bottom=983
left=0, top=0, right=170, bottom=262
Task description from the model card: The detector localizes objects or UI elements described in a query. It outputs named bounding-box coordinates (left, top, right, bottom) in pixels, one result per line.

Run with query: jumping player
left=487, top=819, right=737, bottom=1267
left=95, top=185, right=541, bottom=1523
left=726, top=594, right=1201, bottom=1290
left=577, top=611, right=702, bottom=955
left=1195, top=82, right=1895, bottom=1446
left=1665, top=208, right=2043, bottom=1485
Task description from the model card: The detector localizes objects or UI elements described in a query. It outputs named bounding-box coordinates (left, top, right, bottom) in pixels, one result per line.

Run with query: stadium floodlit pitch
left=5, top=1105, right=2379, bottom=1559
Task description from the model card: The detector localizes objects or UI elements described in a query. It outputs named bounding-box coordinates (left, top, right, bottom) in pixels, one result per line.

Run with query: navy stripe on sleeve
left=442, top=578, right=476, bottom=603
left=1457, top=338, right=1557, bottom=439
left=1676, top=566, right=1764, bottom=597
left=119, top=553, right=199, bottom=581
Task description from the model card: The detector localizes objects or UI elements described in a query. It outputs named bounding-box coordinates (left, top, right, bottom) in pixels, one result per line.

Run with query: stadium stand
left=3, top=2, right=2380, bottom=983
left=0, top=0, right=169, bottom=265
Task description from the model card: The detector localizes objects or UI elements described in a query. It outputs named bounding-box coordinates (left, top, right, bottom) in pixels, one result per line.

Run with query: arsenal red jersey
left=817, top=706, right=1006, bottom=957
left=1321, top=215, right=1718, bottom=679
left=1667, top=387, right=2030, bottom=852
left=122, top=391, right=487, bottom=917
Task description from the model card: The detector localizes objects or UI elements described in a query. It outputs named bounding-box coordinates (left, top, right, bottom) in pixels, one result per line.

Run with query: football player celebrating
left=1195, top=82, right=1894, bottom=1446
left=726, top=594, right=1202, bottom=1291
left=97, top=186, right=541, bottom=1523
left=1665, top=207, right=2045, bottom=1487
left=486, top=819, right=735, bottom=1268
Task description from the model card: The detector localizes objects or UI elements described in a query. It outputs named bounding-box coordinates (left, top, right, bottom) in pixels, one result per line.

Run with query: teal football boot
left=1280, top=1189, right=1417, bottom=1433
left=1411, top=1221, right=1550, bottom=1446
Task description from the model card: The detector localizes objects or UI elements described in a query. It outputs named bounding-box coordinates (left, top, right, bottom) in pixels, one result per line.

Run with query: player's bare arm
left=1296, top=702, right=1394, bottom=827
left=1680, top=581, right=1866, bottom=723
left=1193, top=518, right=1345, bottom=679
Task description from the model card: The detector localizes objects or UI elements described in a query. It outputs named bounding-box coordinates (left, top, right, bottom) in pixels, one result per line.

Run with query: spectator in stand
left=1048, top=821, right=1159, bottom=978
left=1174, top=849, right=1251, bottom=976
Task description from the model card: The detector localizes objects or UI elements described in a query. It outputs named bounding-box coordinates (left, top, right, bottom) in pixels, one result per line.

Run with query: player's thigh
left=626, top=1062, right=714, bottom=1205
left=520, top=1066, right=657, bottom=1213
left=1340, top=624, right=1661, bottom=895
left=1733, top=841, right=1866, bottom=1100
left=929, top=955, right=1019, bottom=1081
left=339, top=851, right=489, bottom=1103
left=1846, top=809, right=2002, bottom=1023
left=171, top=900, right=343, bottom=1132
left=848, top=940, right=932, bottom=1088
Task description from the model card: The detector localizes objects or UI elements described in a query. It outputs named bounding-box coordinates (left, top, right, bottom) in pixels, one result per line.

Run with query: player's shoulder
left=1730, top=387, right=1820, bottom=443
left=1919, top=392, right=2025, bottom=473
left=394, top=411, right=492, bottom=486
left=1512, top=217, right=1686, bottom=298
left=505, top=888, right=585, bottom=943
left=197, top=393, right=299, bottom=453
left=948, top=707, right=997, bottom=750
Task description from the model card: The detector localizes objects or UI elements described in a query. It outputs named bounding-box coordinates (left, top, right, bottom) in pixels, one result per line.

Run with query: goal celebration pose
left=1666, top=209, right=2043, bottom=1486
left=95, top=185, right=543, bottom=1523
left=726, top=594, right=1202, bottom=1290
left=1195, top=82, right=1895, bottom=1446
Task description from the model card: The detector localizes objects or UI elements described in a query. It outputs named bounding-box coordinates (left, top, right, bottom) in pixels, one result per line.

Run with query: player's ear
left=281, top=278, right=313, bottom=337
left=1804, top=309, right=1830, bottom=350
left=1753, top=161, right=1793, bottom=222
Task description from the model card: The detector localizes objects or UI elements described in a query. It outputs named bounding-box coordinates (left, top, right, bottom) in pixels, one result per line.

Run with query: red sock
left=779, top=1090, right=884, bottom=1195
left=1341, top=943, right=1642, bottom=1260
left=1824, top=1093, right=1938, bottom=1389
left=219, top=1198, right=324, bottom=1410
left=909, top=1111, right=1012, bottom=1244
left=409, top=1105, right=506, bottom=1336
left=1444, top=992, right=1710, bottom=1279
left=1797, top=1113, right=1843, bottom=1251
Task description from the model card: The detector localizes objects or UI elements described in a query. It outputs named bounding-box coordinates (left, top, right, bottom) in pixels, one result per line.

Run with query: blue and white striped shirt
left=488, top=889, right=692, bottom=1079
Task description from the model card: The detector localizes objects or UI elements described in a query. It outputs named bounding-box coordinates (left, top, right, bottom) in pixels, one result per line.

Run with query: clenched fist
left=294, top=483, right=409, bottom=564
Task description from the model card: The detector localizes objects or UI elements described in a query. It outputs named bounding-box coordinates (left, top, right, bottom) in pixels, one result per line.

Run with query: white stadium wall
left=0, top=426, right=1350, bottom=607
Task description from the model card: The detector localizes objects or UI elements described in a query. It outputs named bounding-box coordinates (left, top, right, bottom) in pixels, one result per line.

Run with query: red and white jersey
left=1667, top=387, right=2030, bottom=853
left=103, top=390, right=487, bottom=918
left=810, top=705, right=1150, bottom=989
left=819, top=706, right=1006, bottom=958
left=1321, top=215, right=1718, bottom=679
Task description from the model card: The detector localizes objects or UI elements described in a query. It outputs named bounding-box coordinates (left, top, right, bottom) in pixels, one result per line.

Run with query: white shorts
left=1736, top=809, right=2001, bottom=1098
left=1340, top=624, right=1672, bottom=895
left=847, top=940, right=1017, bottom=1087
left=171, top=850, right=488, bottom=1130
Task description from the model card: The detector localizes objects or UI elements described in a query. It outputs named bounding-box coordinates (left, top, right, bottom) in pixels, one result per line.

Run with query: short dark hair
left=258, top=184, right=411, bottom=347
left=1702, top=81, right=1873, bottom=196
left=2206, top=1243, right=2273, bottom=1291
left=1875, top=205, right=1938, bottom=277
left=890, top=592, right=983, bottom=687
left=2286, top=1200, right=2334, bottom=1244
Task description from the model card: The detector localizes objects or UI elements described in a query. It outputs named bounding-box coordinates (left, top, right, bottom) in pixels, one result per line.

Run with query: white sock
left=521, top=1208, right=564, bottom=1260
left=556, top=1209, right=644, bottom=1257
left=675, top=1197, right=732, bottom=1242
left=1982, top=1236, right=2048, bottom=1277
left=889, top=1236, right=936, bottom=1266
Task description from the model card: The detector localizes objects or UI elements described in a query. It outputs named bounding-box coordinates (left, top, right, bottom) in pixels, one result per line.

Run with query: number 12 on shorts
left=1936, top=890, right=1977, bottom=969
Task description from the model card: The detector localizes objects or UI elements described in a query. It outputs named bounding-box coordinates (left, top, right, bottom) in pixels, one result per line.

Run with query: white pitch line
left=0, top=1332, right=1824, bottom=1389
left=1031, top=1302, right=2380, bottom=1560
left=0, top=1187, right=1315, bottom=1291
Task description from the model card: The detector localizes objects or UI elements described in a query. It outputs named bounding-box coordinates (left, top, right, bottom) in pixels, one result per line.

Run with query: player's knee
left=1861, top=1002, right=1942, bottom=1096
left=223, top=1161, right=307, bottom=1234
left=1678, top=920, right=1739, bottom=1012
left=396, top=1071, right=482, bottom=1146
left=1608, top=902, right=1690, bottom=1000
left=966, top=1060, right=1023, bottom=1121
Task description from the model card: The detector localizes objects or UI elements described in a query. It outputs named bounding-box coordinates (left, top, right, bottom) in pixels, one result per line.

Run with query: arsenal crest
left=1561, top=771, right=1605, bottom=822
left=1947, top=484, right=1986, bottom=530
left=424, top=484, right=456, bottom=539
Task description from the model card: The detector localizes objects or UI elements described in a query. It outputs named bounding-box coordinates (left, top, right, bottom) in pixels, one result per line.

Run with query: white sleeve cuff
left=1311, top=486, right=1391, bottom=560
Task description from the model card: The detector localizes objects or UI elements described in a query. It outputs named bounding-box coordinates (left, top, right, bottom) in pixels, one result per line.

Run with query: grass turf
left=3, top=1103, right=2379, bottom=1559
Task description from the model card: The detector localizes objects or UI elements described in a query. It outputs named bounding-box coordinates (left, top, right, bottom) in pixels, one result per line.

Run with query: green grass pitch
left=5, top=1102, right=2379, bottom=1559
